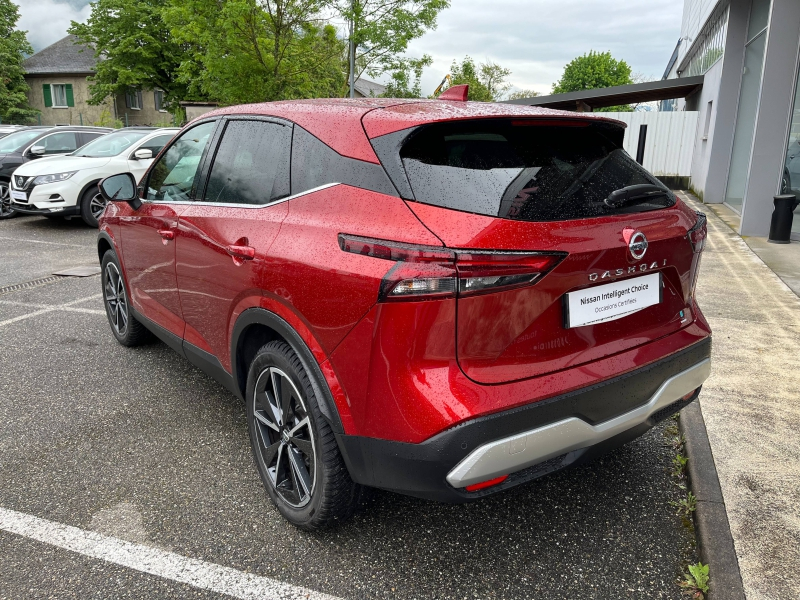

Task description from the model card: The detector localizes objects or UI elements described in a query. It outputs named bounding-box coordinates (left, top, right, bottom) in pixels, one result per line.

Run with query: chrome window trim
left=145, top=182, right=340, bottom=209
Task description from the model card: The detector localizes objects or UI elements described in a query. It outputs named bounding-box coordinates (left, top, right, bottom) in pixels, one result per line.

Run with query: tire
left=246, top=340, right=362, bottom=530
left=0, top=179, right=19, bottom=220
left=101, top=250, right=152, bottom=346
left=80, top=184, right=107, bottom=227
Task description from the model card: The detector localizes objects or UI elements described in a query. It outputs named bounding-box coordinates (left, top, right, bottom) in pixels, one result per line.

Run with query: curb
left=680, top=400, right=746, bottom=600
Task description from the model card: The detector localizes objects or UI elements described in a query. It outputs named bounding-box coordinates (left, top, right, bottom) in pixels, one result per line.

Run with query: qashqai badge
left=628, top=231, right=648, bottom=260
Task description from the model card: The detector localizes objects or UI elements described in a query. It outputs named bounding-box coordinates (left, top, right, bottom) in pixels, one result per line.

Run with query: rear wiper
left=605, top=184, right=669, bottom=208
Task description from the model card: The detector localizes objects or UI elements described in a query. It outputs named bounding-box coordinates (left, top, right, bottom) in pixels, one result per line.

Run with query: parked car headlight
left=33, top=171, right=78, bottom=185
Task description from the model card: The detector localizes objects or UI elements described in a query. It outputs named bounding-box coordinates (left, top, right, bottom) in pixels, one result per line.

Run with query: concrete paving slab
left=679, top=193, right=800, bottom=600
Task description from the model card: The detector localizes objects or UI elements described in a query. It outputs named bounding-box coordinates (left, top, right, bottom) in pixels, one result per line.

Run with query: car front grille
left=14, top=175, right=33, bottom=190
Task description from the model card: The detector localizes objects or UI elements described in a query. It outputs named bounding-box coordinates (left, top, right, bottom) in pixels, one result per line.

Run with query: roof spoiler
left=438, top=84, right=469, bottom=101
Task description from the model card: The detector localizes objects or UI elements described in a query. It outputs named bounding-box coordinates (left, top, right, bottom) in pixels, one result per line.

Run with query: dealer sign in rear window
left=564, top=273, right=662, bottom=328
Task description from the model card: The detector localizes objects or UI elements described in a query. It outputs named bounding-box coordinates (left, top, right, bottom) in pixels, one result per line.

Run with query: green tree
left=0, top=0, right=38, bottom=124
left=445, top=56, right=511, bottom=102
left=69, top=0, right=193, bottom=114
left=507, top=89, right=541, bottom=101
left=164, top=0, right=346, bottom=104
left=381, top=54, right=431, bottom=98
left=552, top=50, right=634, bottom=111
left=339, top=0, right=449, bottom=95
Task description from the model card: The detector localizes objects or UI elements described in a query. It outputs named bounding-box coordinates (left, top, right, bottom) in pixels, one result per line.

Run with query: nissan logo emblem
left=629, top=232, right=648, bottom=260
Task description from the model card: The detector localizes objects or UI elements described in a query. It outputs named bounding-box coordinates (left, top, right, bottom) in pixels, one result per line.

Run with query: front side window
left=202, top=120, right=291, bottom=205
left=74, top=131, right=148, bottom=157
left=399, top=119, right=674, bottom=222
left=39, top=132, right=79, bottom=155
left=137, top=134, right=175, bottom=157
left=146, top=121, right=216, bottom=203
left=52, top=84, right=68, bottom=108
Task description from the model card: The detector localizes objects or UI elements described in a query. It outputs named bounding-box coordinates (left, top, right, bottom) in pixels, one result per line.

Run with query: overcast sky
left=14, top=0, right=683, bottom=96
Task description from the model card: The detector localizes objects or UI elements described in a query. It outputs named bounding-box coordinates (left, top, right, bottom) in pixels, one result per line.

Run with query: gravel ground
left=0, top=215, right=697, bottom=599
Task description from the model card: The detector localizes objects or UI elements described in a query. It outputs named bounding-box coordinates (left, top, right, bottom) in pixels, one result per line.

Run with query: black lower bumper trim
left=11, top=204, right=80, bottom=216
left=336, top=337, right=711, bottom=503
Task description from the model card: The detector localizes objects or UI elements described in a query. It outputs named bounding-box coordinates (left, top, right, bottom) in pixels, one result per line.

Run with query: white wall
left=603, top=111, right=700, bottom=177
left=680, top=0, right=726, bottom=64
left=686, top=57, right=724, bottom=195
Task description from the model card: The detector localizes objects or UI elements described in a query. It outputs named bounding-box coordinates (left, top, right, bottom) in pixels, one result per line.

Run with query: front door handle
left=225, top=244, right=255, bottom=261
left=158, top=229, right=175, bottom=241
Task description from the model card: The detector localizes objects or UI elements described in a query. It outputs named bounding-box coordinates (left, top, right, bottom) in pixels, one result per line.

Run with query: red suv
left=96, top=93, right=711, bottom=530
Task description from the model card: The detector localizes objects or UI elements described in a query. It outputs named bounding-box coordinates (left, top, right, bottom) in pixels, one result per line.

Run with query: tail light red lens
left=688, top=212, right=707, bottom=253
left=339, top=234, right=565, bottom=301
left=687, top=213, right=707, bottom=298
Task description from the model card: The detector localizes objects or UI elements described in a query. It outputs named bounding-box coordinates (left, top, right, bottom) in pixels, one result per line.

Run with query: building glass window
left=724, top=0, right=771, bottom=213
left=51, top=84, right=68, bottom=108
left=682, top=6, right=729, bottom=78
left=154, top=89, right=166, bottom=112
left=782, top=61, right=800, bottom=237
left=126, top=89, right=143, bottom=110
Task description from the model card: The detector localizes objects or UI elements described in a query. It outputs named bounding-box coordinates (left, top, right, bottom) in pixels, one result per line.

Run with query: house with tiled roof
left=23, top=35, right=170, bottom=127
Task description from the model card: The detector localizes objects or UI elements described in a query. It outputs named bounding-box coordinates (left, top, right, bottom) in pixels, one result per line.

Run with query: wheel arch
left=232, top=308, right=345, bottom=434
left=97, top=230, right=116, bottom=264
left=78, top=178, right=103, bottom=205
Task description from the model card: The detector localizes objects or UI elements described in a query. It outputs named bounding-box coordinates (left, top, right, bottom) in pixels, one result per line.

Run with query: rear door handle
left=158, top=229, right=175, bottom=241
left=225, top=245, right=255, bottom=260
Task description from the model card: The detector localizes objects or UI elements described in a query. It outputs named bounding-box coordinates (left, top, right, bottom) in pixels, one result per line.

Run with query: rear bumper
left=336, top=336, right=711, bottom=502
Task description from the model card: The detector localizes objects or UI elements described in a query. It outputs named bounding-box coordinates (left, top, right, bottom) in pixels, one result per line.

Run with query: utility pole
left=348, top=0, right=355, bottom=98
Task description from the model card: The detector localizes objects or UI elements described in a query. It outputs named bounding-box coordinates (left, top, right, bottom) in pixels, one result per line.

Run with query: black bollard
left=768, top=194, right=799, bottom=244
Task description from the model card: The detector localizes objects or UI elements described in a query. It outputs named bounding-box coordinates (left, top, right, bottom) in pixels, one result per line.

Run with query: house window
left=126, top=89, right=143, bottom=110
left=52, top=84, right=68, bottom=108
left=154, top=89, right=167, bottom=112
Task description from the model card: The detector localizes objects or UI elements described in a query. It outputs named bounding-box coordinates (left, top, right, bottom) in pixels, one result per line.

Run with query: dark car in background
left=0, top=126, right=111, bottom=219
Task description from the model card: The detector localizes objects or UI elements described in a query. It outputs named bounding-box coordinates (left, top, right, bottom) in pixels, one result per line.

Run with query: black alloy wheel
left=246, top=341, right=363, bottom=530
left=0, top=180, right=19, bottom=219
left=100, top=250, right=152, bottom=346
left=252, top=366, right=317, bottom=508
left=81, top=186, right=107, bottom=227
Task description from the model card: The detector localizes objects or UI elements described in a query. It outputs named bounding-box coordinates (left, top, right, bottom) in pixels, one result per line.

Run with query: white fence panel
left=602, top=111, right=699, bottom=177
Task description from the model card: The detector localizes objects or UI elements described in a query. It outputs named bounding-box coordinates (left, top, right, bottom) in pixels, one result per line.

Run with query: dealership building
left=511, top=0, right=800, bottom=239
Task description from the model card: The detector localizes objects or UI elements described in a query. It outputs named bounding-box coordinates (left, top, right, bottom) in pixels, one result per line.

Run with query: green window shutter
left=65, top=84, right=74, bottom=107
left=43, top=84, right=52, bottom=108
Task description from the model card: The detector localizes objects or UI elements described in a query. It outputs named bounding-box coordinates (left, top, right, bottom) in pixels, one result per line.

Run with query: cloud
left=405, top=0, right=683, bottom=96
left=15, top=0, right=91, bottom=52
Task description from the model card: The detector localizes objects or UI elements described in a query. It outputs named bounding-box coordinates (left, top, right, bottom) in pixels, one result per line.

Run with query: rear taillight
left=688, top=212, right=707, bottom=253
left=338, top=234, right=565, bottom=301
left=687, top=212, right=707, bottom=298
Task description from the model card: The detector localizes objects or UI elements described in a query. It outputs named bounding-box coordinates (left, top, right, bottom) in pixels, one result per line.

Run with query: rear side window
left=203, top=120, right=290, bottom=205
left=398, top=119, right=675, bottom=221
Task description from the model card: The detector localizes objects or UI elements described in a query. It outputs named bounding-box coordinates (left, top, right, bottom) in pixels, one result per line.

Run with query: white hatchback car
left=10, top=127, right=179, bottom=226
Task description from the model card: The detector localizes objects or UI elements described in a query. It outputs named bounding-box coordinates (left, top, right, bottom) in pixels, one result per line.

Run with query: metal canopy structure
left=503, top=76, right=705, bottom=111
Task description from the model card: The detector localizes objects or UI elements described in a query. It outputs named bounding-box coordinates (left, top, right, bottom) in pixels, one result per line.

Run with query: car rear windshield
left=399, top=119, right=675, bottom=221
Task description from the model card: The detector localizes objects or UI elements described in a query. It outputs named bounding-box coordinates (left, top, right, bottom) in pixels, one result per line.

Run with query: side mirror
left=98, top=172, right=141, bottom=209
left=30, top=145, right=45, bottom=156
left=133, top=148, right=153, bottom=160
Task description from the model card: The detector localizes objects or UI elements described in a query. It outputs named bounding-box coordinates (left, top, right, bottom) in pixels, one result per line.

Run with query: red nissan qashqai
left=96, top=88, right=711, bottom=530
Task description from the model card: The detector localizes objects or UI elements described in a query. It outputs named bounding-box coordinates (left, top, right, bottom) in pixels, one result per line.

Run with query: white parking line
left=0, top=294, right=104, bottom=327
left=0, top=235, right=86, bottom=248
left=0, top=506, right=339, bottom=600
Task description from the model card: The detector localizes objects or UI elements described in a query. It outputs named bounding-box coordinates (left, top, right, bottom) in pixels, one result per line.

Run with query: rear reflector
left=338, top=234, right=565, bottom=302
left=465, top=475, right=509, bottom=492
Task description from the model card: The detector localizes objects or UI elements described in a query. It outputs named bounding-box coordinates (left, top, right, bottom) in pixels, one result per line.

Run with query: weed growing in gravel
left=679, top=562, right=710, bottom=599
left=670, top=491, right=698, bottom=525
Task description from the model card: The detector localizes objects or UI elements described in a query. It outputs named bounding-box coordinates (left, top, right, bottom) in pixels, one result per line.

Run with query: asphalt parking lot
left=0, top=214, right=696, bottom=599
